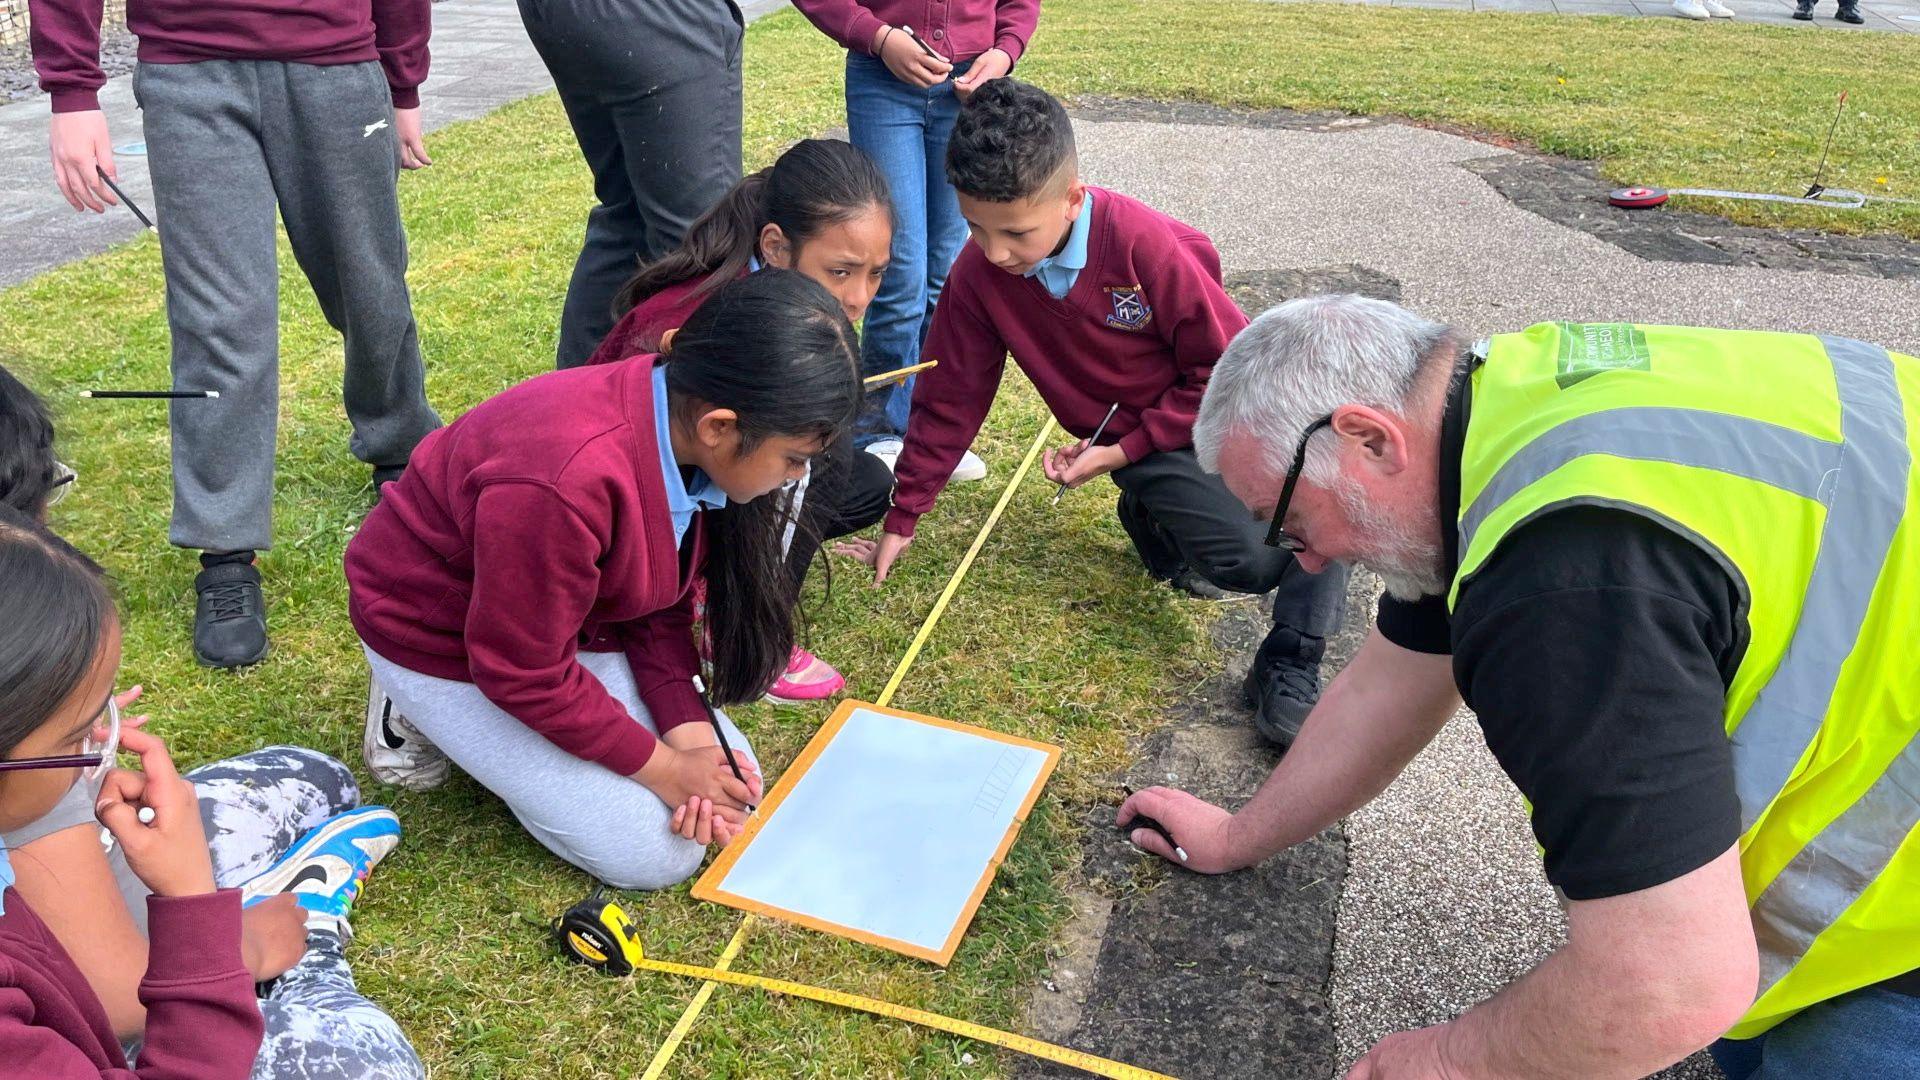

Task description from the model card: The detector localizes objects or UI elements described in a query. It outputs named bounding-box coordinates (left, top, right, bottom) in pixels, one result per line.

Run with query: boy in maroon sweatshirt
left=29, top=0, right=443, bottom=671
left=859, top=79, right=1350, bottom=744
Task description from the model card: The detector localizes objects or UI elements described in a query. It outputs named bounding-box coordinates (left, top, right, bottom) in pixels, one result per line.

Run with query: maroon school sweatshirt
left=0, top=887, right=262, bottom=1079
left=28, top=0, right=431, bottom=113
left=791, top=0, right=1038, bottom=65
left=885, top=187, right=1248, bottom=537
left=584, top=272, right=741, bottom=369
left=347, top=358, right=706, bottom=777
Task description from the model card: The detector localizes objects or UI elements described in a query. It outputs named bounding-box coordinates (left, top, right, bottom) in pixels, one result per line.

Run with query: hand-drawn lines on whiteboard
left=973, top=746, right=1025, bottom=817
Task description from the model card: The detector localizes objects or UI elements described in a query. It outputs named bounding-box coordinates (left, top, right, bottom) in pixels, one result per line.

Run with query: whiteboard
left=693, top=700, right=1060, bottom=964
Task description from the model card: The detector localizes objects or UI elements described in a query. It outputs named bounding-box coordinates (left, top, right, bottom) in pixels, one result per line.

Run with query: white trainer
left=363, top=678, right=450, bottom=791
left=950, top=450, right=988, bottom=483
left=1673, top=0, right=1712, bottom=17
left=863, top=439, right=988, bottom=482
left=1703, top=0, right=1736, bottom=15
left=863, top=438, right=904, bottom=470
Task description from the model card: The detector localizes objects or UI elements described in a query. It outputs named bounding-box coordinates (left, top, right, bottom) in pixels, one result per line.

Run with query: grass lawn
left=2, top=1, right=1916, bottom=1075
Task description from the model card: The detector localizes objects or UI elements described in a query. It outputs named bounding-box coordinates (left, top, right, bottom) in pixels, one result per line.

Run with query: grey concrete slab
left=1555, top=1, right=1644, bottom=12
left=1067, top=110, right=1920, bottom=1077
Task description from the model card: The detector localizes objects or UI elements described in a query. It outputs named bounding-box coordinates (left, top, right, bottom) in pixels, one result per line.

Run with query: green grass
left=3, top=1, right=1917, bottom=1075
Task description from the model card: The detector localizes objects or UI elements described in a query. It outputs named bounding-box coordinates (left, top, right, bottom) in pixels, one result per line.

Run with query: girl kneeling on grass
left=592, top=137, right=898, bottom=707
left=348, top=270, right=862, bottom=889
left=0, top=512, right=420, bottom=1079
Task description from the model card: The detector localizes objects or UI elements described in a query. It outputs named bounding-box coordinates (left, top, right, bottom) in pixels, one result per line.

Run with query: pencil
left=1122, top=812, right=1189, bottom=863
left=899, top=25, right=945, bottom=61
left=695, top=678, right=757, bottom=813
left=1049, top=402, right=1121, bottom=506
left=80, top=390, right=220, bottom=400
left=862, top=360, right=937, bottom=387
left=94, top=167, right=156, bottom=232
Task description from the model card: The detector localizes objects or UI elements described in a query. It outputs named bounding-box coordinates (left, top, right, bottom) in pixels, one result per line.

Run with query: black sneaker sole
left=195, top=640, right=270, bottom=670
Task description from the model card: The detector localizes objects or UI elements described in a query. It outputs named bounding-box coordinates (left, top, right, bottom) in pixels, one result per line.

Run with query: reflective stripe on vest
left=1453, top=326, right=1918, bottom=1034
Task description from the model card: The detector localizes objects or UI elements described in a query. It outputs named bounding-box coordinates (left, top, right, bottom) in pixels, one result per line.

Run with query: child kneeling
left=347, top=271, right=862, bottom=889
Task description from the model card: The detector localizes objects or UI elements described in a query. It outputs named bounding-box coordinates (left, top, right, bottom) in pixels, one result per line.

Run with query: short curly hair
left=945, top=78, right=1076, bottom=202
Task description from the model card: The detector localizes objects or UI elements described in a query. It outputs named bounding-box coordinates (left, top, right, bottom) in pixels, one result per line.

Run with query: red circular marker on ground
left=1609, top=186, right=1671, bottom=209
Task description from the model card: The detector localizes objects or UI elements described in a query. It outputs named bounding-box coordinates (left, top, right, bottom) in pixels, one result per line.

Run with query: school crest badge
left=1104, top=284, right=1152, bottom=331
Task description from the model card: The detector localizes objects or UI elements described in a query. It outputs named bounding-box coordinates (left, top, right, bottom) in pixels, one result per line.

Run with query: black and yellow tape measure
left=553, top=886, right=645, bottom=976
left=552, top=886, right=1176, bottom=1079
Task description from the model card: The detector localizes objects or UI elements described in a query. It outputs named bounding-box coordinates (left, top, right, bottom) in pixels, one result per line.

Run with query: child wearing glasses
left=842, top=80, right=1352, bottom=749
left=0, top=511, right=423, bottom=1077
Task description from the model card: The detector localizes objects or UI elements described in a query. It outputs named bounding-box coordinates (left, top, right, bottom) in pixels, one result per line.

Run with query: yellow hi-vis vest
left=1448, top=322, right=1920, bottom=1038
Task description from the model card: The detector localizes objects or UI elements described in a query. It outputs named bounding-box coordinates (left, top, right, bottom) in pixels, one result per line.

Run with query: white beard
left=1333, top=477, right=1448, bottom=601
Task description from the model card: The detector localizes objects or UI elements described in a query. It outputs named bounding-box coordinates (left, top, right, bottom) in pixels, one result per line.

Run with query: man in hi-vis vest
left=1119, top=294, right=1919, bottom=1079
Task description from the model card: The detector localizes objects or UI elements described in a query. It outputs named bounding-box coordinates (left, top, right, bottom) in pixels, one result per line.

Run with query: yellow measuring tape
left=634, top=942, right=1173, bottom=1080
left=644, top=418, right=1114, bottom=1078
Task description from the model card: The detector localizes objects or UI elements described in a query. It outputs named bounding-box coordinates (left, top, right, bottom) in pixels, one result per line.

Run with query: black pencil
left=1050, top=402, right=1121, bottom=506
left=696, top=680, right=757, bottom=813
left=899, top=25, right=945, bottom=61
left=80, top=390, right=219, bottom=400
left=94, top=167, right=156, bottom=232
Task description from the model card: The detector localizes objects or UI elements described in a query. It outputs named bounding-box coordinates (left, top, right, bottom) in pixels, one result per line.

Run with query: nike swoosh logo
left=363, top=119, right=390, bottom=137
left=379, top=701, right=406, bottom=749
left=286, top=864, right=332, bottom=891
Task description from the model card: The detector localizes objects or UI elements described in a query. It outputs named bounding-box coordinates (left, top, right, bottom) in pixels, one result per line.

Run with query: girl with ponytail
left=346, top=271, right=863, bottom=890
left=583, top=138, right=902, bottom=707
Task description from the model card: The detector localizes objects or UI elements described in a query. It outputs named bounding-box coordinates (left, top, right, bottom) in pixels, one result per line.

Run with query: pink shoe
left=764, top=647, right=846, bottom=704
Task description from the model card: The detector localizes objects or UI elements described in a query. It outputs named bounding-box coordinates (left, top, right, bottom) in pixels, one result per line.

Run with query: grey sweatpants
left=134, top=60, right=442, bottom=553
left=364, top=645, right=753, bottom=890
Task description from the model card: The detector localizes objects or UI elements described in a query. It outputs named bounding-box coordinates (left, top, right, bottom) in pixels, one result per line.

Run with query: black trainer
left=194, top=560, right=269, bottom=669
left=1242, top=628, right=1327, bottom=748
left=1792, top=0, right=1814, bottom=18
left=1165, top=565, right=1253, bottom=602
left=1835, top=2, right=1864, bottom=20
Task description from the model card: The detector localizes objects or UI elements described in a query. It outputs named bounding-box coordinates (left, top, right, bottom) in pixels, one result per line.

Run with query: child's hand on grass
left=832, top=532, right=912, bottom=585
left=953, top=48, right=1012, bottom=100
left=873, top=24, right=952, bottom=89
left=1043, top=441, right=1128, bottom=490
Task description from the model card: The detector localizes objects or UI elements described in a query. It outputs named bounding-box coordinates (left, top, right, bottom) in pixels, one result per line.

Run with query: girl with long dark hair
left=564, top=138, right=900, bottom=711
left=347, top=271, right=863, bottom=889
left=0, top=511, right=422, bottom=1078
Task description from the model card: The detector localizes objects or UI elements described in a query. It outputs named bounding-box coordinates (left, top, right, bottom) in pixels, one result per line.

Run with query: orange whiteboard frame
left=692, top=699, right=1060, bottom=965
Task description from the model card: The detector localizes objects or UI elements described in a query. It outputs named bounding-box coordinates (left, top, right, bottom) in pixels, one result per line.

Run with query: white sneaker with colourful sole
left=241, top=806, right=401, bottom=934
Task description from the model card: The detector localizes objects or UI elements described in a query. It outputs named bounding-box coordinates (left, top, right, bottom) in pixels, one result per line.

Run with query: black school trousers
left=519, top=0, right=745, bottom=369
left=1111, top=448, right=1350, bottom=642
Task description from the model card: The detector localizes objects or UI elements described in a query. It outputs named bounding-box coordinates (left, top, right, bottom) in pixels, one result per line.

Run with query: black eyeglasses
left=1262, top=415, right=1333, bottom=551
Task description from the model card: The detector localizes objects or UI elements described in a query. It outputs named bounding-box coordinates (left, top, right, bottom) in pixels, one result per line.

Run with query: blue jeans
left=844, top=52, right=973, bottom=446
left=1709, top=986, right=1920, bottom=1079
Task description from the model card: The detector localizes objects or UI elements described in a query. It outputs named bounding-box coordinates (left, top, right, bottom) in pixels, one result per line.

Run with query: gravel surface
left=1071, top=108, right=1920, bottom=1078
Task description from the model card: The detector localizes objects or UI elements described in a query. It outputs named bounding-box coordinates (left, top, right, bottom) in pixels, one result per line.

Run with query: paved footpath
left=1266, top=0, right=1920, bottom=30
left=0, top=0, right=787, bottom=288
